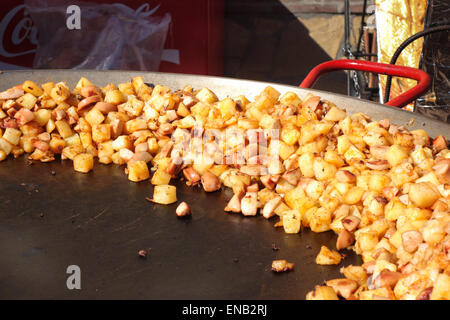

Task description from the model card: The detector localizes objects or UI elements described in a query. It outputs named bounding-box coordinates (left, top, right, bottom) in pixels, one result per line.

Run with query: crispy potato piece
left=73, top=153, right=94, bottom=173
left=316, top=245, right=342, bottom=265
left=152, top=185, right=177, bottom=204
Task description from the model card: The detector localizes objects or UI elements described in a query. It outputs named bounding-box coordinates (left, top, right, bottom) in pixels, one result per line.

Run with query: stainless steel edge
left=1, top=69, right=449, bottom=138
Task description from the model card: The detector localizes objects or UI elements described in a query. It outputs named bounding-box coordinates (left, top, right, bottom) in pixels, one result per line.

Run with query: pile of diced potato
left=0, top=76, right=448, bottom=300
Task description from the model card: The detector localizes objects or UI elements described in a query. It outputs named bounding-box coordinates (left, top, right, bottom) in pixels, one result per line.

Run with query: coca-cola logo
left=0, top=4, right=37, bottom=58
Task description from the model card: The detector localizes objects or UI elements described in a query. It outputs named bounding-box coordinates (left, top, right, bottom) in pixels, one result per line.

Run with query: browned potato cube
left=315, top=245, right=342, bottom=265
left=73, top=153, right=94, bottom=173
left=127, top=160, right=150, bottom=182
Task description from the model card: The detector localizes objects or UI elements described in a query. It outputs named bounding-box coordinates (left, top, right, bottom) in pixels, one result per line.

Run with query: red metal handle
left=300, top=59, right=431, bottom=108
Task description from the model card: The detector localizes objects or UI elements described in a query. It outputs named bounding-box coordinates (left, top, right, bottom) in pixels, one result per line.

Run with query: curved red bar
left=299, top=59, right=431, bottom=108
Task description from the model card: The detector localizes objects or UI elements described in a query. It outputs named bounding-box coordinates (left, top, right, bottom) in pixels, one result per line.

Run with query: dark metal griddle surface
left=0, top=70, right=447, bottom=299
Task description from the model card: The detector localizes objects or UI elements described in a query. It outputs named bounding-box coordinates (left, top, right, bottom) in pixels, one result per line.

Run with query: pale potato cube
left=152, top=185, right=177, bottom=204
left=128, top=160, right=150, bottom=182
left=73, top=153, right=94, bottom=173
left=316, top=245, right=342, bottom=265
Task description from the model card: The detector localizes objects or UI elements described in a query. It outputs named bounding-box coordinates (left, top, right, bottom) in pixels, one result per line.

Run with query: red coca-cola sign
left=0, top=0, right=224, bottom=75
left=0, top=3, right=37, bottom=69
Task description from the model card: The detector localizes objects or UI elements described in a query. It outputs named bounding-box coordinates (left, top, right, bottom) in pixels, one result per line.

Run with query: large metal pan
left=0, top=68, right=448, bottom=300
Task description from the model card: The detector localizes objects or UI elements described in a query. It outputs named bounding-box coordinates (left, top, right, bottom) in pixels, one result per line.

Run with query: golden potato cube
left=340, top=265, right=367, bottom=285
left=0, top=137, right=13, bottom=155
left=73, top=153, right=94, bottom=173
left=313, top=158, right=337, bottom=181
left=344, top=145, right=365, bottom=162
left=283, top=210, right=301, bottom=234
left=34, top=109, right=52, bottom=126
left=125, top=119, right=147, bottom=133
left=151, top=169, right=172, bottom=185
left=152, top=185, right=177, bottom=204
left=316, top=245, right=342, bottom=265
left=337, top=135, right=352, bottom=155
left=48, top=135, right=66, bottom=154
left=118, top=82, right=135, bottom=95
left=64, top=134, right=81, bottom=147
left=309, top=207, right=332, bottom=232
left=306, top=286, right=339, bottom=300
left=46, top=118, right=56, bottom=133
left=260, top=86, right=281, bottom=104
left=74, top=77, right=94, bottom=91
left=356, top=231, right=378, bottom=252
left=217, top=97, right=236, bottom=120
left=368, top=174, right=391, bottom=193
left=234, top=95, right=250, bottom=108
left=195, top=87, right=218, bottom=104
left=105, top=89, right=127, bottom=105
left=128, top=160, right=150, bottom=182
left=98, top=140, right=114, bottom=157
left=324, top=106, right=346, bottom=121
left=19, top=136, right=34, bottom=153
left=62, top=145, right=83, bottom=160
left=191, top=102, right=210, bottom=117
left=41, top=82, right=55, bottom=96
left=16, top=93, right=37, bottom=109
left=131, top=76, right=145, bottom=92
left=50, top=82, right=71, bottom=103
left=55, top=120, right=73, bottom=139
left=253, top=94, right=272, bottom=110
left=408, top=182, right=440, bottom=209
left=281, top=125, right=300, bottom=146
left=111, top=135, right=132, bottom=151
left=430, top=274, right=450, bottom=300
left=324, top=150, right=345, bottom=167
left=85, top=108, right=105, bottom=126
left=298, top=152, right=315, bottom=178
left=343, top=186, right=365, bottom=205
left=280, top=91, right=301, bottom=107
left=79, top=132, right=92, bottom=148
left=92, top=124, right=111, bottom=144
left=386, top=144, right=409, bottom=167
left=2, top=128, right=21, bottom=145
left=284, top=185, right=305, bottom=208
left=23, top=80, right=44, bottom=97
